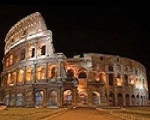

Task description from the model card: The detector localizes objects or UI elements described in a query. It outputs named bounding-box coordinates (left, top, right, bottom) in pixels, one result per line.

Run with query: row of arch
left=4, top=66, right=147, bottom=90
left=109, top=93, right=147, bottom=106
left=5, top=12, right=46, bottom=54
left=5, top=64, right=58, bottom=85
left=5, top=90, right=58, bottom=108
left=5, top=41, right=46, bottom=67
left=63, top=90, right=101, bottom=107
left=4, top=65, right=89, bottom=86
left=5, top=90, right=101, bottom=107
left=4, top=90, right=148, bottom=107
left=108, top=73, right=145, bottom=85
left=66, top=67, right=147, bottom=89
left=107, top=65, right=142, bottom=76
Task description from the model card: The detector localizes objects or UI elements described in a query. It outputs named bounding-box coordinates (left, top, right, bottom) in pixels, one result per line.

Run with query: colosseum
left=0, top=12, right=149, bottom=108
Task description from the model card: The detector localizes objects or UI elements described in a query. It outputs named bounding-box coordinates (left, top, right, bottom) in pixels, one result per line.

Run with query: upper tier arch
left=4, top=12, right=51, bottom=54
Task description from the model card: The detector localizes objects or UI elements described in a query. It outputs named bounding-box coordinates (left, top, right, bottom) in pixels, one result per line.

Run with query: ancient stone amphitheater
left=0, top=12, right=149, bottom=108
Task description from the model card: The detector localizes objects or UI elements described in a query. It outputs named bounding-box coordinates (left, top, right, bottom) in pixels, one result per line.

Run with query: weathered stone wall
left=1, top=12, right=149, bottom=108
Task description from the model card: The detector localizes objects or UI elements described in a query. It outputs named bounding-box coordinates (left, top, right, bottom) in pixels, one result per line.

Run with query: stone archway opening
left=5, top=94, right=9, bottom=106
left=16, top=93, right=23, bottom=107
left=109, top=92, right=115, bottom=106
left=49, top=90, right=58, bottom=108
left=131, top=95, right=135, bottom=106
left=78, top=91, right=88, bottom=107
left=118, top=93, right=123, bottom=107
left=35, top=90, right=44, bottom=108
left=92, top=91, right=100, bottom=107
left=77, top=69, right=88, bottom=107
left=77, top=70, right=87, bottom=92
left=126, top=94, right=130, bottom=106
left=63, top=90, right=72, bottom=107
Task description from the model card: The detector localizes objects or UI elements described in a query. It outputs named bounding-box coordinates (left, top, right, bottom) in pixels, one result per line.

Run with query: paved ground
left=43, top=108, right=122, bottom=120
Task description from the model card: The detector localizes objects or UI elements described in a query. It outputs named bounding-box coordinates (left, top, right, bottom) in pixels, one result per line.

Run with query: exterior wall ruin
left=0, top=12, right=149, bottom=108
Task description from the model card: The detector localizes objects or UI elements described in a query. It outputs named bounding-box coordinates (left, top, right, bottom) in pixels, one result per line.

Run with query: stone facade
left=0, top=12, right=149, bottom=108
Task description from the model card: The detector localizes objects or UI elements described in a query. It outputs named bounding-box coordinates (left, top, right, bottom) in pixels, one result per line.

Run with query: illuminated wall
left=0, top=12, right=149, bottom=107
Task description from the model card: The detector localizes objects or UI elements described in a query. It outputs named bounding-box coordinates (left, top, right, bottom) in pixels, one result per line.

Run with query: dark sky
left=0, top=5, right=150, bottom=90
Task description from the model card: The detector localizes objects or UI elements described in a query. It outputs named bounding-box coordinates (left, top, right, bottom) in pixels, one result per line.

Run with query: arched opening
left=16, top=93, right=23, bottom=107
left=141, top=96, right=143, bottom=106
left=28, top=46, right=35, bottom=58
left=78, top=71, right=87, bottom=78
left=41, top=45, right=46, bottom=55
left=26, top=67, right=34, bottom=82
left=77, top=70, right=87, bottom=92
left=18, top=69, right=24, bottom=84
left=7, top=73, right=14, bottom=86
left=108, top=65, right=113, bottom=72
left=10, top=94, right=15, bottom=107
left=25, top=91, right=33, bottom=107
left=48, top=65, right=58, bottom=80
left=94, top=72, right=100, bottom=81
left=143, top=96, right=145, bottom=106
left=131, top=95, right=135, bottom=106
left=109, top=92, right=115, bottom=106
left=41, top=67, right=45, bottom=79
left=7, top=73, right=12, bottom=85
left=35, top=91, right=44, bottom=108
left=118, top=93, right=123, bottom=107
left=63, top=90, right=72, bottom=106
left=31, top=48, right=35, bottom=57
left=109, top=74, right=114, bottom=85
left=49, top=91, right=58, bottom=108
left=5, top=94, right=9, bottom=106
left=100, top=72, right=106, bottom=83
left=20, top=48, right=25, bottom=60
left=126, top=94, right=130, bottom=106
left=78, top=91, right=88, bottom=107
left=6, top=58, right=9, bottom=67
left=37, top=42, right=46, bottom=56
left=12, top=72, right=16, bottom=84
left=66, top=69, right=74, bottom=78
left=92, top=91, right=100, bottom=107
left=136, top=95, right=139, bottom=106
left=36, top=66, right=45, bottom=80
left=116, top=73, right=122, bottom=86
left=10, top=55, right=13, bottom=65
left=51, top=67, right=57, bottom=79
left=124, top=74, right=128, bottom=85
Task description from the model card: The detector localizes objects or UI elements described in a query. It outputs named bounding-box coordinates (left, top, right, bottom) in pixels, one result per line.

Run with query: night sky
left=0, top=5, right=150, bottom=91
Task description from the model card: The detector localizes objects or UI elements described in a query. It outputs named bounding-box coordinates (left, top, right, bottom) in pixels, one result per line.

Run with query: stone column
left=123, top=94, right=126, bottom=106
left=57, top=59, right=62, bottom=82
left=16, top=69, right=19, bottom=85
left=72, top=88, right=78, bottom=107
left=100, top=86, right=108, bottom=107
left=57, top=87, right=63, bottom=107
left=25, top=43, right=28, bottom=60
left=24, top=66, right=26, bottom=84
left=44, top=65, right=46, bottom=81
left=45, top=62, right=48, bottom=82
left=33, top=61, right=37, bottom=84
left=87, top=89, right=92, bottom=107
left=114, top=92, right=118, bottom=106
left=46, top=36, right=54, bottom=55
left=45, top=88, right=48, bottom=107
left=129, top=94, right=132, bottom=106
left=35, top=42, right=38, bottom=59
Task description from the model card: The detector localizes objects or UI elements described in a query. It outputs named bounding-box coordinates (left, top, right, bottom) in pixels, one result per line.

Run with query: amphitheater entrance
left=77, top=70, right=88, bottom=107
left=78, top=91, right=88, bottom=107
